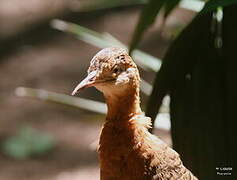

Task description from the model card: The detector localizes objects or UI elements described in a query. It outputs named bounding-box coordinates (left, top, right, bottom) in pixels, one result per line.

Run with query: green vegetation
left=1, top=126, right=55, bottom=159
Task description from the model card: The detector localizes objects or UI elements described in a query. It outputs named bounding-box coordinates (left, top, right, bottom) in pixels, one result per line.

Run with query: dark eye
left=113, top=67, right=119, bottom=73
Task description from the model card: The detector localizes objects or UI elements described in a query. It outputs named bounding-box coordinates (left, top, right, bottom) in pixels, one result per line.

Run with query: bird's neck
left=104, top=85, right=142, bottom=122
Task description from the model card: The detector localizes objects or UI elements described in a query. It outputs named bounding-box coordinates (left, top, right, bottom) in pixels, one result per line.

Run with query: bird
left=72, top=47, right=198, bottom=180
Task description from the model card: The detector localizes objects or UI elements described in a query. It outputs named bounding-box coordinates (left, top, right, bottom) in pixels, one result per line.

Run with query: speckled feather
left=81, top=47, right=198, bottom=180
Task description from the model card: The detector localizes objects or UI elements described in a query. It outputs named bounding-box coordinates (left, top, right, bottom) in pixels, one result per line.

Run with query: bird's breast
left=98, top=122, right=154, bottom=180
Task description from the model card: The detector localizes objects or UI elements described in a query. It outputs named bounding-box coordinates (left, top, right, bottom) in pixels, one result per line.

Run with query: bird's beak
left=71, top=71, right=97, bottom=96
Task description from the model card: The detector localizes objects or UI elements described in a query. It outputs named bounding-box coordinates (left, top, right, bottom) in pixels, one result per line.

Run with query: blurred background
left=0, top=0, right=234, bottom=180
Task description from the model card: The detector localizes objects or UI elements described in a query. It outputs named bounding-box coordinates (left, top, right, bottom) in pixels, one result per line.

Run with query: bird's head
left=72, top=47, right=140, bottom=96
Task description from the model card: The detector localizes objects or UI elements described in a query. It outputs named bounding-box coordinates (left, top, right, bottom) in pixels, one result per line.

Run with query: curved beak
left=71, top=71, right=97, bottom=96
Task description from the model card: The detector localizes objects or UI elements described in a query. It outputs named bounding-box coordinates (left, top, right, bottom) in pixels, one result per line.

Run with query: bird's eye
left=113, top=67, right=119, bottom=73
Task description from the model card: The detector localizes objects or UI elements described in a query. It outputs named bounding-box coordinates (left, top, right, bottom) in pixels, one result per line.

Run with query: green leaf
left=80, top=0, right=147, bottom=12
left=129, top=0, right=167, bottom=54
left=15, top=87, right=107, bottom=114
left=1, top=126, right=55, bottom=159
left=51, top=19, right=162, bottom=72
left=179, top=0, right=205, bottom=12
left=200, top=0, right=237, bottom=14
left=163, top=0, right=181, bottom=19
left=2, top=137, right=31, bottom=159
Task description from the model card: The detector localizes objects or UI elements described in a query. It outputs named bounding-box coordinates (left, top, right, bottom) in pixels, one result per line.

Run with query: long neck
left=104, top=84, right=142, bottom=121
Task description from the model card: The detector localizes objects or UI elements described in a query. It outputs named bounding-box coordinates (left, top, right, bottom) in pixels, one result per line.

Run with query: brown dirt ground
left=0, top=6, right=194, bottom=180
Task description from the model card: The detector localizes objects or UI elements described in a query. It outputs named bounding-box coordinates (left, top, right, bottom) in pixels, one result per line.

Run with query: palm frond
left=15, top=87, right=107, bottom=114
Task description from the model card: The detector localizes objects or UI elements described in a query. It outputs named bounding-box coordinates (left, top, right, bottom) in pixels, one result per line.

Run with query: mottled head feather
left=88, top=47, right=136, bottom=74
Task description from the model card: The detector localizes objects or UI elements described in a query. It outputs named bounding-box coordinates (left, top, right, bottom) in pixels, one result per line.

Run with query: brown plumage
left=72, top=47, right=198, bottom=180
